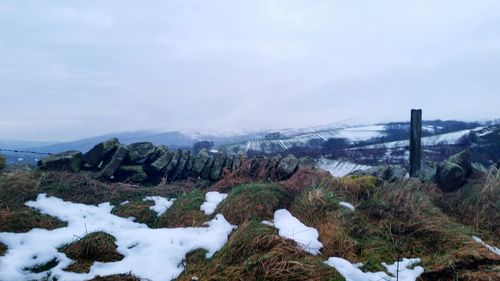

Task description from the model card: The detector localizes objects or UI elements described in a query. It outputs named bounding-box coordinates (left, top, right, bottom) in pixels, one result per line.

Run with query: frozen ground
left=0, top=194, right=235, bottom=281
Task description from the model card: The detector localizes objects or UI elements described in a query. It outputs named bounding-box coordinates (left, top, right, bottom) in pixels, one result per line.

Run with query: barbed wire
left=0, top=148, right=53, bottom=156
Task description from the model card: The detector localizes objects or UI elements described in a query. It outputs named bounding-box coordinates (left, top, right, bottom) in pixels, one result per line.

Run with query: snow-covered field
left=232, top=125, right=386, bottom=153
left=6, top=194, right=498, bottom=281
left=317, top=158, right=372, bottom=177
left=0, top=194, right=235, bottom=281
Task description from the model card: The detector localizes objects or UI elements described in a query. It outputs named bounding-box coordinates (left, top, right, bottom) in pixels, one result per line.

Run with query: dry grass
left=218, top=183, right=292, bottom=225
left=60, top=232, right=124, bottom=273
left=112, top=200, right=158, bottom=227
left=0, top=242, right=6, bottom=256
left=158, top=190, right=207, bottom=228
left=439, top=167, right=500, bottom=240
left=279, top=168, right=334, bottom=194
left=289, top=187, right=357, bottom=260
left=177, top=221, right=343, bottom=281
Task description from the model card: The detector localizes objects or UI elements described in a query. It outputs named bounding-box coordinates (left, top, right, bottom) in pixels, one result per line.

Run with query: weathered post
left=409, top=109, right=422, bottom=177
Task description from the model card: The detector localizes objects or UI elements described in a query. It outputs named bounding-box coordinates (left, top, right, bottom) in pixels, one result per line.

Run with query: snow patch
left=270, top=209, right=323, bottom=255
left=339, top=202, right=355, bottom=211
left=0, top=194, right=235, bottom=281
left=200, top=192, right=228, bottom=215
left=120, top=200, right=129, bottom=206
left=325, top=257, right=424, bottom=281
left=143, top=196, right=175, bottom=217
left=472, top=236, right=500, bottom=256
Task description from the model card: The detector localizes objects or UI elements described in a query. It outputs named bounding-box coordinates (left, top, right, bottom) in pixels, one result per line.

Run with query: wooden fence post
left=409, top=109, right=422, bottom=177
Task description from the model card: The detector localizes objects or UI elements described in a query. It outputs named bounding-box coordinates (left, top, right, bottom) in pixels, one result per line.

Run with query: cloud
left=0, top=0, right=499, bottom=141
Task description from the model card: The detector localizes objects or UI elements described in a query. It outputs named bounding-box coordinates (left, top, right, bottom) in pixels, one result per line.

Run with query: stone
left=276, top=154, right=299, bottom=179
left=436, top=161, right=466, bottom=192
left=126, top=142, right=157, bottom=164
left=298, top=156, right=315, bottom=169
left=115, top=165, right=148, bottom=183
left=210, top=152, right=227, bottom=180
left=190, top=150, right=210, bottom=177
left=171, top=150, right=191, bottom=181
left=232, top=153, right=244, bottom=171
left=100, top=145, right=128, bottom=178
left=146, top=149, right=173, bottom=176
left=83, top=138, right=119, bottom=168
left=38, top=151, right=84, bottom=173
left=224, top=155, right=235, bottom=173
left=200, top=156, right=215, bottom=179
left=165, top=150, right=181, bottom=178
left=448, top=149, right=472, bottom=177
left=0, top=154, right=5, bottom=170
left=436, top=149, right=473, bottom=192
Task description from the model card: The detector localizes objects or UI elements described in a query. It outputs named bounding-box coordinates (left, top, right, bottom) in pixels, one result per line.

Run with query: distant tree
left=307, top=138, right=325, bottom=148
left=193, top=140, right=214, bottom=154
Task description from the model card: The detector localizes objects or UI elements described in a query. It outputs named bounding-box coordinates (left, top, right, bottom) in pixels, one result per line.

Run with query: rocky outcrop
left=37, top=138, right=308, bottom=184
left=436, top=150, right=472, bottom=192
left=38, top=151, right=84, bottom=173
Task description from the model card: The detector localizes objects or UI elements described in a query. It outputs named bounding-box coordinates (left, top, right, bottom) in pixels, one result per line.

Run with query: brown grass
left=158, top=190, right=207, bottom=228
left=439, top=167, right=500, bottom=240
left=279, top=168, right=334, bottom=194
left=112, top=201, right=157, bottom=226
left=218, top=183, right=292, bottom=225
left=177, top=221, right=342, bottom=281
left=60, top=232, right=124, bottom=273
left=0, top=242, right=6, bottom=256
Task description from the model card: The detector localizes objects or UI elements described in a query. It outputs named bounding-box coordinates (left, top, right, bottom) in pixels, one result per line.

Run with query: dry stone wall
left=37, top=138, right=306, bottom=183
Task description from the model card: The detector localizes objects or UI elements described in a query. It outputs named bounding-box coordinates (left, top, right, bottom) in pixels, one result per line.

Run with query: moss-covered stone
left=37, top=151, right=84, bottom=173
left=83, top=138, right=119, bottom=168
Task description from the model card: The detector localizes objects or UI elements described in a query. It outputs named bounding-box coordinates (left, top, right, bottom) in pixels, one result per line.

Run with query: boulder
left=0, top=154, right=5, bottom=170
left=171, top=150, right=191, bottom=181
left=126, top=142, right=157, bottom=164
left=276, top=154, right=299, bottom=179
left=100, top=145, right=128, bottom=178
left=210, top=152, right=227, bottom=180
left=200, top=156, right=215, bottom=179
left=448, top=149, right=472, bottom=177
left=190, top=150, right=210, bottom=177
left=436, top=150, right=472, bottom=192
left=436, top=162, right=466, bottom=192
left=115, top=165, right=148, bottom=183
left=83, top=138, right=119, bottom=168
left=146, top=149, right=173, bottom=176
left=38, top=151, right=84, bottom=173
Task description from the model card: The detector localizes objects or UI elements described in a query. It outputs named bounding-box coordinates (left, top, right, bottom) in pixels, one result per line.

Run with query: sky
left=1, top=1, right=500, bottom=141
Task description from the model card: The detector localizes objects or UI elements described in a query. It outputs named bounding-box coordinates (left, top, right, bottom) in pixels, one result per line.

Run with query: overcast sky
left=1, top=1, right=499, bottom=141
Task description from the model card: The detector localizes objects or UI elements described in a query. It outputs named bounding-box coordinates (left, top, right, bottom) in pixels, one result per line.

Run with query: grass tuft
left=218, top=183, right=292, bottom=225
left=59, top=232, right=123, bottom=273
left=158, top=190, right=206, bottom=228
